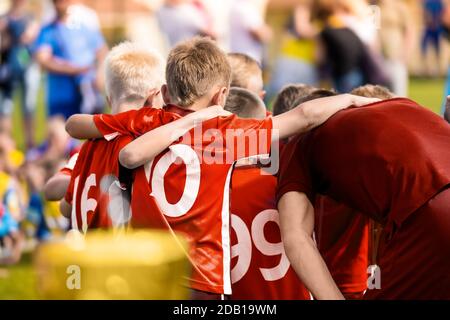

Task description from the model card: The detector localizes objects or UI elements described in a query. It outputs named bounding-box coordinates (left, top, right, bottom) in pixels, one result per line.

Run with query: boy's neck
left=114, top=103, right=142, bottom=114
left=178, top=98, right=213, bottom=112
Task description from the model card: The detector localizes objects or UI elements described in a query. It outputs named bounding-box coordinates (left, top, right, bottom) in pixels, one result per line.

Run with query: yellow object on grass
left=34, top=230, right=191, bottom=300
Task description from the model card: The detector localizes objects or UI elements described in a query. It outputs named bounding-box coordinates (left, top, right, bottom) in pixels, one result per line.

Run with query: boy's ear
left=211, top=86, right=229, bottom=107
left=144, top=88, right=161, bottom=107
left=161, top=84, right=172, bottom=105
left=152, top=91, right=164, bottom=109
left=259, top=90, right=266, bottom=100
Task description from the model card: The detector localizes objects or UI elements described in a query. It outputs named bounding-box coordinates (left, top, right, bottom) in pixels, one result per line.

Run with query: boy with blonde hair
left=59, top=41, right=223, bottom=231
left=104, top=42, right=166, bottom=112
left=46, top=42, right=165, bottom=202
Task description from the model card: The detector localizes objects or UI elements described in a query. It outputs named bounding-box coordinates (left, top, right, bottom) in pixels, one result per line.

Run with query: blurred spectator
left=26, top=116, right=78, bottom=173
left=0, top=0, right=41, bottom=149
left=21, top=116, right=77, bottom=241
left=157, top=0, right=214, bottom=48
left=67, top=1, right=101, bottom=31
left=41, top=0, right=100, bottom=30
left=422, top=0, right=444, bottom=76
left=338, top=0, right=378, bottom=47
left=445, top=95, right=450, bottom=122
left=230, top=0, right=272, bottom=64
left=314, top=0, right=366, bottom=92
left=267, top=1, right=319, bottom=102
left=197, top=0, right=232, bottom=50
left=378, top=0, right=414, bottom=97
left=0, top=132, right=26, bottom=265
left=34, top=0, right=108, bottom=120
left=315, top=0, right=391, bottom=92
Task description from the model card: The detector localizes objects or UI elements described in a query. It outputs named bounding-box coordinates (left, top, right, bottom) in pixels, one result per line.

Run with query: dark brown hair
left=272, top=84, right=316, bottom=116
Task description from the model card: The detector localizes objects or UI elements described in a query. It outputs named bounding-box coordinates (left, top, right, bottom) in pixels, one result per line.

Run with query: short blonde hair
left=104, top=42, right=165, bottom=107
left=351, top=85, right=395, bottom=100
left=227, top=53, right=262, bottom=90
left=166, top=37, right=231, bottom=107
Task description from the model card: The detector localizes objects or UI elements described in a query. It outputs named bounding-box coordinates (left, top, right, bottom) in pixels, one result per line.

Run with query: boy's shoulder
left=213, top=114, right=272, bottom=131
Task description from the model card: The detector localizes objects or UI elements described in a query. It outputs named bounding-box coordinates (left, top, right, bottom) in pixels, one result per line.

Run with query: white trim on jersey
left=64, top=152, right=79, bottom=171
left=221, top=166, right=234, bottom=295
left=104, top=132, right=120, bottom=141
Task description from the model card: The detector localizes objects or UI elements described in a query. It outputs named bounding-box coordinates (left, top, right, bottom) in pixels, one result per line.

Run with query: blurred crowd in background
left=0, top=0, right=450, bottom=264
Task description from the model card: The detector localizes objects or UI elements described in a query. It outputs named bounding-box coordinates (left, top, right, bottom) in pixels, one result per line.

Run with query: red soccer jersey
left=277, top=98, right=450, bottom=226
left=65, top=136, right=134, bottom=232
left=314, top=196, right=369, bottom=299
left=93, top=105, right=273, bottom=295
left=229, top=165, right=311, bottom=300
left=277, top=98, right=450, bottom=298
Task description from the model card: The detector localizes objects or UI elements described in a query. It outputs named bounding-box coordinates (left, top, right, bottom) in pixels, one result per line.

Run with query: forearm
left=279, top=192, right=344, bottom=300
left=119, top=106, right=230, bottom=169
left=44, top=174, right=71, bottom=201
left=119, top=114, right=198, bottom=169
left=37, top=56, right=82, bottom=75
left=66, top=114, right=101, bottom=140
left=60, top=199, right=72, bottom=219
left=284, top=233, right=344, bottom=300
left=273, top=94, right=379, bottom=140
left=250, top=26, right=272, bottom=43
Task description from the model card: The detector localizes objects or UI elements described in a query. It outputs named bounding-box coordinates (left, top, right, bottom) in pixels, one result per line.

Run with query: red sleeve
left=93, top=108, right=179, bottom=140
left=59, top=152, right=79, bottom=176
left=221, top=116, right=273, bottom=161
left=59, top=168, right=72, bottom=176
left=276, top=136, right=315, bottom=203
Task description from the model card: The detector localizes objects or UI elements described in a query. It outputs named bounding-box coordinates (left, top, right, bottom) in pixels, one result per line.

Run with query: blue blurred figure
left=422, top=0, right=444, bottom=77
left=0, top=0, right=40, bottom=149
left=34, top=0, right=108, bottom=120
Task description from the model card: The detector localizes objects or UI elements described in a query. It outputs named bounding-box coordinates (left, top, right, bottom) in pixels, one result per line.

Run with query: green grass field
left=0, top=77, right=447, bottom=300
left=409, top=77, right=446, bottom=114
left=0, top=253, right=38, bottom=300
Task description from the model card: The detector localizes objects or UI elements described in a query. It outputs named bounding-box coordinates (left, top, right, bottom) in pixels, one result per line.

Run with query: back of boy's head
left=105, top=42, right=165, bottom=112
left=350, top=85, right=395, bottom=100
left=227, top=53, right=263, bottom=95
left=166, top=37, right=231, bottom=107
left=272, top=84, right=316, bottom=116
left=225, top=87, right=267, bottom=119
left=293, top=89, right=337, bottom=106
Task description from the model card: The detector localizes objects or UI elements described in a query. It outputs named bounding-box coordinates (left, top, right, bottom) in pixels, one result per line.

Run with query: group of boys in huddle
left=44, top=37, right=450, bottom=300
